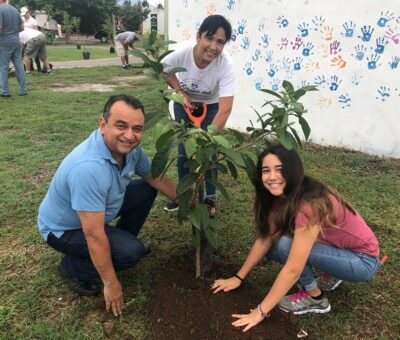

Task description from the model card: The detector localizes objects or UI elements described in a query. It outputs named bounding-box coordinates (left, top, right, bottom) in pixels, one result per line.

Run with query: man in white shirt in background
left=19, top=26, right=51, bottom=73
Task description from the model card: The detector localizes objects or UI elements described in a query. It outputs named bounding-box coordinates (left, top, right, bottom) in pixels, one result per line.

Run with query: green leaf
left=242, top=154, right=257, bottom=185
left=207, top=125, right=218, bottom=135
left=130, top=49, right=152, bottom=65
left=277, top=130, right=298, bottom=150
left=151, top=146, right=171, bottom=177
left=226, top=159, right=238, bottom=179
left=299, top=116, right=311, bottom=140
left=291, top=102, right=305, bottom=114
left=142, top=68, right=159, bottom=79
left=192, top=229, right=201, bottom=249
left=227, top=128, right=245, bottom=144
left=292, top=89, right=306, bottom=100
left=203, top=226, right=217, bottom=249
left=184, top=138, right=197, bottom=158
left=209, top=218, right=224, bottom=230
left=148, top=60, right=164, bottom=74
left=177, top=188, right=193, bottom=220
left=289, top=126, right=302, bottom=147
left=260, top=88, right=283, bottom=99
left=157, top=49, right=174, bottom=62
left=207, top=177, right=230, bottom=201
left=164, top=66, right=187, bottom=75
left=299, top=85, right=318, bottom=92
left=155, top=129, right=175, bottom=151
left=213, top=135, right=232, bottom=149
left=177, top=173, right=198, bottom=196
left=220, top=147, right=245, bottom=166
left=188, top=209, right=201, bottom=230
left=282, top=80, right=295, bottom=94
left=148, top=31, right=158, bottom=45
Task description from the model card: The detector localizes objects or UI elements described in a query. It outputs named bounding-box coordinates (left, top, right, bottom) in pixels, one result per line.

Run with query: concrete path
left=51, top=55, right=142, bottom=69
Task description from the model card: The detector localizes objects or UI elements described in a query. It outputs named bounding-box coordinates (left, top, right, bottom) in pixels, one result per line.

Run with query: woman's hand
left=211, top=276, right=241, bottom=293
left=232, top=308, right=264, bottom=332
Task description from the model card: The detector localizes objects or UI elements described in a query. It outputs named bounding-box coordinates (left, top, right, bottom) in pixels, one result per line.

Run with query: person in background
left=0, top=0, right=26, bottom=97
left=114, top=31, right=137, bottom=69
left=19, top=26, right=51, bottom=73
left=212, top=144, right=381, bottom=332
left=20, top=6, right=41, bottom=71
left=161, top=14, right=235, bottom=213
left=38, top=95, right=177, bottom=317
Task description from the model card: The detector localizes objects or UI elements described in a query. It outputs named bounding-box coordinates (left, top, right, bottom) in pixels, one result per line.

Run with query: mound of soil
left=147, top=254, right=304, bottom=339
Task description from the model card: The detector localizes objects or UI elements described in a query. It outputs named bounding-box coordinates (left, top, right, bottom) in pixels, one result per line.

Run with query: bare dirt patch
left=50, top=84, right=118, bottom=93
left=146, top=253, right=305, bottom=340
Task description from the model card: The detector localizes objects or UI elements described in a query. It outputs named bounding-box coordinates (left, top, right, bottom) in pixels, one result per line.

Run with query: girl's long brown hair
left=253, top=145, right=356, bottom=238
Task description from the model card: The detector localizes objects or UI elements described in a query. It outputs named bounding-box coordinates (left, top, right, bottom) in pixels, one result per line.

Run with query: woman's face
left=261, top=154, right=286, bottom=197
left=195, top=27, right=227, bottom=67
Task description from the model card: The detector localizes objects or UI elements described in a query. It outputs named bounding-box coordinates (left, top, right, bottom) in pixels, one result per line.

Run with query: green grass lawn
left=47, top=45, right=117, bottom=62
left=1, top=67, right=399, bottom=339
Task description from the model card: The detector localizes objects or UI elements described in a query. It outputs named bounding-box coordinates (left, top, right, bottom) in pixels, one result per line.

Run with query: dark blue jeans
left=174, top=101, right=218, bottom=198
left=47, top=179, right=157, bottom=281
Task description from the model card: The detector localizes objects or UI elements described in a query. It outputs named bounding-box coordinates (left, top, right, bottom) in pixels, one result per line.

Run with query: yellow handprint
left=207, top=3, right=216, bottom=15
left=331, top=55, right=347, bottom=68
left=321, top=26, right=334, bottom=41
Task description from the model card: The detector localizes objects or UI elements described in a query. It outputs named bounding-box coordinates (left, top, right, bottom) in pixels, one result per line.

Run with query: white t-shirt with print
left=162, top=41, right=235, bottom=104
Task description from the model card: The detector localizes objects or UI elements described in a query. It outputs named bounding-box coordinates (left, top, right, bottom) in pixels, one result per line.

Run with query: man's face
left=99, top=100, right=145, bottom=163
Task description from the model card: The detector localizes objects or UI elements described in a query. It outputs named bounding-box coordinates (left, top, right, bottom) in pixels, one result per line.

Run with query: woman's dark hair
left=198, top=15, right=232, bottom=42
left=103, top=94, right=145, bottom=122
left=253, top=144, right=356, bottom=238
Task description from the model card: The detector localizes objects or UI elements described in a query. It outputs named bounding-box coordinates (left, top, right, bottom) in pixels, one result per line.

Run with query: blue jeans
left=174, top=102, right=218, bottom=198
left=46, top=179, right=157, bottom=281
left=266, top=236, right=381, bottom=291
left=0, top=44, right=26, bottom=96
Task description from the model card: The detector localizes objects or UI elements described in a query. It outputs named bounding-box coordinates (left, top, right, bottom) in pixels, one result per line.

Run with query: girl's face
left=261, top=154, right=286, bottom=197
left=195, top=27, right=227, bottom=67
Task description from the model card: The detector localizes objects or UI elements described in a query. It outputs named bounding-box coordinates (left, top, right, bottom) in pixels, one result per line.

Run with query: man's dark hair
left=102, top=95, right=145, bottom=122
left=198, top=15, right=232, bottom=43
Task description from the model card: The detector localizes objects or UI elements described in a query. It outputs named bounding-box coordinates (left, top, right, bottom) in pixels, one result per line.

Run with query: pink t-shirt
left=295, top=197, right=379, bottom=257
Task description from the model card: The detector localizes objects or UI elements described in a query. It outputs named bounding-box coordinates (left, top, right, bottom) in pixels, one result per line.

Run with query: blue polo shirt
left=37, top=129, right=152, bottom=241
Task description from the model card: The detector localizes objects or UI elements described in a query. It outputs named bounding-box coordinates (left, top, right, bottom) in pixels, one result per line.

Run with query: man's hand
left=211, top=276, right=241, bottom=293
left=104, top=279, right=123, bottom=316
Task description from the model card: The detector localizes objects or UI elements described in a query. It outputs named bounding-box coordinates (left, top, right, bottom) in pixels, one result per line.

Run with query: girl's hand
left=211, top=276, right=241, bottom=293
left=232, top=308, right=264, bottom=332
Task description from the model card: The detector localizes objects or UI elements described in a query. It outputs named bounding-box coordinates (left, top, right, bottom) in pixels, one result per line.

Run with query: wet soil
left=147, top=254, right=304, bottom=340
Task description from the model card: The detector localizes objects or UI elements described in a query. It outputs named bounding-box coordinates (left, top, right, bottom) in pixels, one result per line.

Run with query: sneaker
left=317, top=273, right=343, bottom=291
left=204, top=197, right=216, bottom=217
left=122, top=64, right=129, bottom=69
left=278, top=290, right=331, bottom=315
left=164, top=200, right=179, bottom=212
left=57, top=264, right=101, bottom=296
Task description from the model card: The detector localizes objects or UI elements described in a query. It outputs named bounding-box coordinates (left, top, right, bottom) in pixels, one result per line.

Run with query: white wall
left=142, top=8, right=165, bottom=36
left=166, top=0, right=400, bottom=157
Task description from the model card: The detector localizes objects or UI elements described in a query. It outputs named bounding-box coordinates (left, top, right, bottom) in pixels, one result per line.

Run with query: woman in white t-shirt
left=162, top=15, right=235, bottom=212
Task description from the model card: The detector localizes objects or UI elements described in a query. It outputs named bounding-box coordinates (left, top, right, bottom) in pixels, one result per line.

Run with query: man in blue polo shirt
left=38, top=94, right=176, bottom=317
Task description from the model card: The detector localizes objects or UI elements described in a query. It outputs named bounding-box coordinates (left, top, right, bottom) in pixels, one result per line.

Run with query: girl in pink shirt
left=212, top=144, right=381, bottom=332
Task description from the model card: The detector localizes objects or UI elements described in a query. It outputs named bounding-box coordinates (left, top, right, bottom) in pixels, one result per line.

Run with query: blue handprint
left=237, top=19, right=247, bottom=34
left=258, top=17, right=266, bottom=32
left=358, top=26, right=374, bottom=42
left=293, top=57, right=303, bottom=71
left=302, top=42, right=314, bottom=56
left=227, top=0, right=235, bottom=10
left=376, top=86, right=390, bottom=101
left=265, top=50, right=273, bottom=63
left=338, top=93, right=352, bottom=108
left=182, top=0, right=188, bottom=8
left=314, top=75, right=326, bottom=85
left=298, top=80, right=310, bottom=88
left=342, top=21, right=356, bottom=38
left=261, top=34, right=270, bottom=48
left=375, top=37, right=388, bottom=54
left=267, top=64, right=278, bottom=77
left=329, top=75, right=342, bottom=91
left=254, top=77, right=264, bottom=90
left=277, top=15, right=289, bottom=28
left=350, top=73, right=363, bottom=86
left=367, top=54, right=380, bottom=70
left=312, top=15, right=325, bottom=31
left=353, top=44, right=367, bottom=61
left=297, top=22, right=310, bottom=37
left=271, top=79, right=280, bottom=91
left=243, top=62, right=254, bottom=75
left=241, top=36, right=250, bottom=50
left=252, top=49, right=262, bottom=62
left=377, top=11, right=394, bottom=28
left=389, top=56, right=400, bottom=69
left=281, top=57, right=292, bottom=72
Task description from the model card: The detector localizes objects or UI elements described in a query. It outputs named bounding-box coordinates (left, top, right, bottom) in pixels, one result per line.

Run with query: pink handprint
left=385, top=28, right=400, bottom=44
left=278, top=37, right=289, bottom=50
left=329, top=40, right=341, bottom=55
left=291, top=36, right=303, bottom=50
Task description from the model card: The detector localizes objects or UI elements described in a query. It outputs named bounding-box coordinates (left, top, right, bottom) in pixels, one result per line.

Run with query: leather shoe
left=57, top=264, right=101, bottom=296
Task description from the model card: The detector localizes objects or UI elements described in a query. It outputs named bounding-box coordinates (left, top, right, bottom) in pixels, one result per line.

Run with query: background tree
left=116, top=1, right=150, bottom=32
